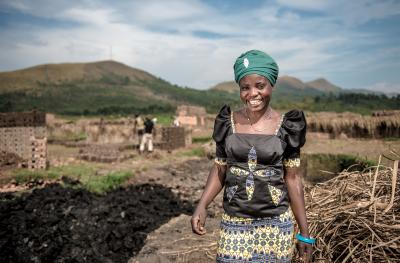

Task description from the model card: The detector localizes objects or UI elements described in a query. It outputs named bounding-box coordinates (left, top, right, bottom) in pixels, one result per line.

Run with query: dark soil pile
left=0, top=183, right=193, bottom=263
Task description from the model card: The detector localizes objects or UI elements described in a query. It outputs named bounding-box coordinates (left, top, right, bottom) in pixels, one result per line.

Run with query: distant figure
left=173, top=116, right=180, bottom=127
left=134, top=114, right=144, bottom=145
left=99, top=117, right=105, bottom=133
left=139, top=117, right=155, bottom=154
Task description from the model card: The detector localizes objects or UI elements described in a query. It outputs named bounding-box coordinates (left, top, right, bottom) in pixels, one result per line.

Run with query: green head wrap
left=233, top=50, right=279, bottom=86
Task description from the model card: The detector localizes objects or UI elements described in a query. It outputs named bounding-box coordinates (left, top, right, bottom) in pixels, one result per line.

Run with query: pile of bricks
left=78, top=145, right=133, bottom=163
left=160, top=127, right=191, bottom=150
left=28, top=137, right=47, bottom=169
left=0, top=111, right=47, bottom=169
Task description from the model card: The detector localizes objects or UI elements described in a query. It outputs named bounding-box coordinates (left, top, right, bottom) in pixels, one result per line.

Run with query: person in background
left=191, top=50, right=314, bottom=262
left=134, top=114, right=145, bottom=147
left=173, top=116, right=180, bottom=127
left=139, top=117, right=155, bottom=154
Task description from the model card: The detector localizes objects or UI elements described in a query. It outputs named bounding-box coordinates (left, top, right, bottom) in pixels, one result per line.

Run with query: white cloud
left=276, top=0, right=330, bottom=11
left=276, top=0, right=400, bottom=26
left=0, top=0, right=398, bottom=90
left=126, top=0, right=211, bottom=24
left=365, top=82, right=400, bottom=94
left=60, top=8, right=117, bottom=26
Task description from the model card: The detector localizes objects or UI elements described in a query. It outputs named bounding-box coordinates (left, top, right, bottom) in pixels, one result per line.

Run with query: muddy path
left=128, top=157, right=223, bottom=263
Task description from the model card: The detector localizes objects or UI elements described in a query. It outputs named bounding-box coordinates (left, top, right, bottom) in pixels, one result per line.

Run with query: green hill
left=305, top=78, right=341, bottom=93
left=0, top=60, right=241, bottom=115
left=0, top=61, right=398, bottom=115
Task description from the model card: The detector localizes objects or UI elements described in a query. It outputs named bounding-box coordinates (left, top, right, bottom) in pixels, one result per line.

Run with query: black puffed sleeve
left=212, top=105, right=232, bottom=165
left=281, top=110, right=306, bottom=167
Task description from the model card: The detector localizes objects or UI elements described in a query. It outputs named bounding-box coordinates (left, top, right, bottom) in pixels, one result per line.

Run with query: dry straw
left=307, top=111, right=400, bottom=138
left=307, top=151, right=400, bottom=262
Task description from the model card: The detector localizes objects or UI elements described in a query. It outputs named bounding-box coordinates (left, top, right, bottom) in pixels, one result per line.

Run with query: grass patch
left=84, top=171, right=133, bottom=194
left=177, top=147, right=205, bottom=157
left=14, top=169, right=59, bottom=184
left=13, top=164, right=96, bottom=184
left=192, top=136, right=212, bottom=144
left=48, top=131, right=87, bottom=142
left=336, top=154, right=376, bottom=170
left=152, top=113, right=174, bottom=126
left=383, top=137, right=400, bottom=141
left=302, top=153, right=376, bottom=184
left=12, top=164, right=133, bottom=194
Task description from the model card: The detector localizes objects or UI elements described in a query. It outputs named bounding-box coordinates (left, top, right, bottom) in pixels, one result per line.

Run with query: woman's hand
left=191, top=163, right=226, bottom=235
left=297, top=241, right=313, bottom=262
left=191, top=205, right=207, bottom=235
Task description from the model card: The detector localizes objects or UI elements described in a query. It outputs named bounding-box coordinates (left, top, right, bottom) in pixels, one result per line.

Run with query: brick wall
left=0, top=111, right=47, bottom=169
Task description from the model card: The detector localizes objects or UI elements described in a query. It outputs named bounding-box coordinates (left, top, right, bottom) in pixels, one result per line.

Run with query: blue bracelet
left=296, top=233, right=316, bottom=244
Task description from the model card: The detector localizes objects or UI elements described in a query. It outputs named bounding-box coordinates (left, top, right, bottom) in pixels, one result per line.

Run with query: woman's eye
left=257, top=84, right=265, bottom=89
left=240, top=86, right=249, bottom=91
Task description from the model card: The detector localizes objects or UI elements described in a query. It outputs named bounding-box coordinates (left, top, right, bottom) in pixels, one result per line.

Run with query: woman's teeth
left=248, top=100, right=262, bottom=106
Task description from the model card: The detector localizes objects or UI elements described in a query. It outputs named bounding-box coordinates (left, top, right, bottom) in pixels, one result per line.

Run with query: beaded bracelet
left=296, top=233, right=316, bottom=244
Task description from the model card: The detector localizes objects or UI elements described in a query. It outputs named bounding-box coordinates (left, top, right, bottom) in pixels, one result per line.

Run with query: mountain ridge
left=210, top=75, right=342, bottom=94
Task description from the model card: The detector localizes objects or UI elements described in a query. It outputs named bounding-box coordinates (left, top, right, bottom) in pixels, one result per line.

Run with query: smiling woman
left=191, top=50, right=314, bottom=263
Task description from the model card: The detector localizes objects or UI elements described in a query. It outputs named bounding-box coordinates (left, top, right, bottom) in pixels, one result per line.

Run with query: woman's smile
left=248, top=99, right=263, bottom=106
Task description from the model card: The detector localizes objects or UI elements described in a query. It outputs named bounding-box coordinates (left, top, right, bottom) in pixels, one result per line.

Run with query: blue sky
left=0, top=0, right=399, bottom=93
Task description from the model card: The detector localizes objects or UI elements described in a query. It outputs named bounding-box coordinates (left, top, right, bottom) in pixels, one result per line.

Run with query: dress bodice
left=213, top=105, right=306, bottom=218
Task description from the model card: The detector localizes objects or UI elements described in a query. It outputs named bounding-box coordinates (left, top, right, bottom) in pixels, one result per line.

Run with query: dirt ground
left=126, top=157, right=223, bottom=263
left=304, top=132, right=400, bottom=164
left=1, top=135, right=399, bottom=262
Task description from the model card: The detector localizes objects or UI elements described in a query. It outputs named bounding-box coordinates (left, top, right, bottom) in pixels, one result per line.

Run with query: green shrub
left=84, top=171, right=133, bottom=193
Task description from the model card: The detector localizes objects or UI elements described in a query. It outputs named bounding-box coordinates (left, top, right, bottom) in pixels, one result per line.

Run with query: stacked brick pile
left=0, top=111, right=47, bottom=169
left=28, top=137, right=47, bottom=169
left=78, top=145, right=133, bottom=163
left=160, top=127, right=189, bottom=150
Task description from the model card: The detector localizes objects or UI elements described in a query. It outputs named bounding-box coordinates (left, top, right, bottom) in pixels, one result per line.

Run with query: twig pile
left=307, top=156, right=400, bottom=262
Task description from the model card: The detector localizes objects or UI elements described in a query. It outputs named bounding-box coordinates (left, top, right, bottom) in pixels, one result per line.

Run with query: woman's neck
left=246, top=105, right=269, bottom=122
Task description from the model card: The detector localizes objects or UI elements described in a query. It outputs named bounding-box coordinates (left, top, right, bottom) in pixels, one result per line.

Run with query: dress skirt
left=216, top=209, right=294, bottom=263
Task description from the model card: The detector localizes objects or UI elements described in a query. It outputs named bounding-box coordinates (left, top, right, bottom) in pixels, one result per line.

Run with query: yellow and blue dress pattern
left=217, top=147, right=293, bottom=263
left=226, top=147, right=284, bottom=205
left=217, top=209, right=294, bottom=263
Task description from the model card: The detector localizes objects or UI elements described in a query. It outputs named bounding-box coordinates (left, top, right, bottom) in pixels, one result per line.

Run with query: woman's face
left=239, top=74, right=273, bottom=112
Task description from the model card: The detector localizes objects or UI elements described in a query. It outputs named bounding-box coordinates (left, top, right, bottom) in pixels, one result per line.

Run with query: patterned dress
left=213, top=105, right=306, bottom=263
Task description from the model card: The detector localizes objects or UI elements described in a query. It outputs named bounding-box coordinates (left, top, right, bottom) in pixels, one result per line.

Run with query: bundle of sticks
left=307, top=154, right=399, bottom=262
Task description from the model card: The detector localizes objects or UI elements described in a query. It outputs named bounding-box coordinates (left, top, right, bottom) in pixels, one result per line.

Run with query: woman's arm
left=191, top=163, right=226, bottom=235
left=285, top=167, right=313, bottom=262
